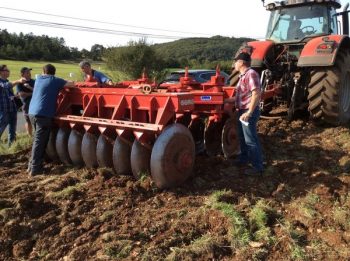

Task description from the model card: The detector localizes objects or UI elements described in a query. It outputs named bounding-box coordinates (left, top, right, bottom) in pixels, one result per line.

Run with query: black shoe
left=29, top=169, right=44, bottom=176
left=243, top=167, right=263, bottom=177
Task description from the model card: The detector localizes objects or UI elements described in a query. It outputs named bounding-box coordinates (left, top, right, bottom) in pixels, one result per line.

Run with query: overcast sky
left=0, top=0, right=349, bottom=50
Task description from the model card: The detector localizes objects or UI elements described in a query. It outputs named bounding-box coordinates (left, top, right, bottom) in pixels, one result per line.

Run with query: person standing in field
left=233, top=52, right=264, bottom=176
left=79, top=60, right=113, bottom=86
left=0, top=64, right=26, bottom=146
left=16, top=67, right=35, bottom=136
left=27, top=64, right=74, bottom=176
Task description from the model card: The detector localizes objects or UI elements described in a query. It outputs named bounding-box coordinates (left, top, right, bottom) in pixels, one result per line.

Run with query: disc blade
left=68, top=130, right=84, bottom=167
left=56, top=128, right=72, bottom=165
left=131, top=140, right=151, bottom=179
left=46, top=128, right=59, bottom=161
left=150, top=123, right=195, bottom=189
left=81, top=132, right=98, bottom=168
left=96, top=134, right=114, bottom=168
left=112, top=137, right=132, bottom=175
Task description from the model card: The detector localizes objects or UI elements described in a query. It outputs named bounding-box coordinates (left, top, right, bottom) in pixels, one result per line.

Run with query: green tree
left=105, top=39, right=165, bottom=79
left=90, top=44, right=105, bottom=61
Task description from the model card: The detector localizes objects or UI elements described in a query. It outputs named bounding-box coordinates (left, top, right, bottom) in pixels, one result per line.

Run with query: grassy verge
left=2, top=59, right=129, bottom=83
left=0, top=132, right=32, bottom=155
left=206, top=190, right=250, bottom=248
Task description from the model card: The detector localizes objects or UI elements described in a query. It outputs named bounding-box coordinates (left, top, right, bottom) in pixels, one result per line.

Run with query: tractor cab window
left=266, top=4, right=336, bottom=43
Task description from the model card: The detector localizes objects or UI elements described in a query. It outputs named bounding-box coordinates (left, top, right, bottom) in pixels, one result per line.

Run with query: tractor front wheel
left=308, top=49, right=350, bottom=125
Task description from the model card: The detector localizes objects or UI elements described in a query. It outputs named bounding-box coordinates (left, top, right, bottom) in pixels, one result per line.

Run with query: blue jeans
left=28, top=116, right=53, bottom=172
left=237, top=107, right=264, bottom=171
left=0, top=111, right=17, bottom=146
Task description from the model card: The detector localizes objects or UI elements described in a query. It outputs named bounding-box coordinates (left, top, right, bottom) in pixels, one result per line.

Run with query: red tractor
left=230, top=0, right=350, bottom=125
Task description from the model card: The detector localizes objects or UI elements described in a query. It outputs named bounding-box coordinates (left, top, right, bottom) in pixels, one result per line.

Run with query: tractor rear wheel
left=308, top=49, right=350, bottom=125
left=150, top=124, right=195, bottom=189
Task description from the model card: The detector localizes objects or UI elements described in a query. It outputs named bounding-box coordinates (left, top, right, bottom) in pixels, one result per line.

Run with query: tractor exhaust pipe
left=342, top=3, right=349, bottom=35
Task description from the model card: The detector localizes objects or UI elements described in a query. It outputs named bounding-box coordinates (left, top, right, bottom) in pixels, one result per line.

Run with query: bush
left=105, top=39, right=165, bottom=79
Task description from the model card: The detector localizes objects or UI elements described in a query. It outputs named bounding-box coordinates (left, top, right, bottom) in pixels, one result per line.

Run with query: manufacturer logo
left=201, top=96, right=212, bottom=101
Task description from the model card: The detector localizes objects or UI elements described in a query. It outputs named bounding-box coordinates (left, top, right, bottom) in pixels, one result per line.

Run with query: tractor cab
left=264, top=0, right=341, bottom=43
left=230, top=0, right=350, bottom=125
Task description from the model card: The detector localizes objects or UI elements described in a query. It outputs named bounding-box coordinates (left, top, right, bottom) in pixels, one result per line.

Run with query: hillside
left=153, top=35, right=255, bottom=62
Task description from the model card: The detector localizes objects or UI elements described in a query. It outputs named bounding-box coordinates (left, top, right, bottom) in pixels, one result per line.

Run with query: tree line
left=0, top=29, right=255, bottom=79
left=106, top=36, right=255, bottom=79
left=0, top=29, right=105, bottom=61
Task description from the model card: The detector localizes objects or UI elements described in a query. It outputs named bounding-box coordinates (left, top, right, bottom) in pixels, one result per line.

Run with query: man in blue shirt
left=0, top=64, right=26, bottom=146
left=17, top=67, right=35, bottom=136
left=28, top=64, right=74, bottom=176
left=79, top=60, right=113, bottom=86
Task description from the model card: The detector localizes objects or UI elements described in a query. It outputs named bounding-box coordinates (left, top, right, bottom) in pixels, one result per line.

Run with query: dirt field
left=1, top=117, right=350, bottom=260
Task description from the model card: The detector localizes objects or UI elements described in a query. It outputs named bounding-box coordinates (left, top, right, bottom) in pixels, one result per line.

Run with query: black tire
left=228, top=69, right=240, bottom=86
left=308, top=49, right=350, bottom=125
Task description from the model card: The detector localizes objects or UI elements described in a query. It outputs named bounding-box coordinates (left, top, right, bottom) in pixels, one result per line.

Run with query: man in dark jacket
left=0, top=64, right=25, bottom=146
left=17, top=67, right=35, bottom=136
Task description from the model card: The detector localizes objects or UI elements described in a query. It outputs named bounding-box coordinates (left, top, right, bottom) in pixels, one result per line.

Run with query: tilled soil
left=1, top=118, right=350, bottom=260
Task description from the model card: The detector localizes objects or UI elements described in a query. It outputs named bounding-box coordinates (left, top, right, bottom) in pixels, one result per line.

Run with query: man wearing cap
left=17, top=67, right=35, bottom=136
left=0, top=64, right=26, bottom=146
left=79, top=60, right=113, bottom=86
left=233, top=52, right=264, bottom=176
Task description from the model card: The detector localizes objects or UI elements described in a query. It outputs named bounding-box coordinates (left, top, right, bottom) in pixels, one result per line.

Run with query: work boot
left=28, top=168, right=44, bottom=177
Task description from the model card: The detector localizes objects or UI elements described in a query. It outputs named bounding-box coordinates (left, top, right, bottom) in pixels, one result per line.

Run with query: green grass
left=333, top=205, right=350, bottom=230
left=2, top=59, right=128, bottom=82
left=99, top=210, right=115, bottom=222
left=3, top=60, right=83, bottom=81
left=279, top=220, right=307, bottom=260
left=104, top=240, right=133, bottom=259
left=207, top=190, right=250, bottom=248
left=48, top=183, right=84, bottom=200
left=166, top=234, right=219, bottom=260
left=248, top=200, right=275, bottom=244
left=0, top=132, right=32, bottom=155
